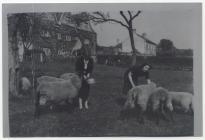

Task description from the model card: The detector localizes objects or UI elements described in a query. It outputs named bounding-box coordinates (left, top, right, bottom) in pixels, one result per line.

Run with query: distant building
left=96, top=43, right=122, bottom=55
left=39, top=13, right=97, bottom=57
left=16, top=13, right=97, bottom=62
left=121, top=32, right=157, bottom=56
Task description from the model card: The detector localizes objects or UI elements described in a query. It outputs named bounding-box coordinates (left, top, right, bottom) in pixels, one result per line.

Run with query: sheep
left=37, top=76, right=64, bottom=85
left=34, top=74, right=81, bottom=117
left=148, top=87, right=174, bottom=124
left=167, top=91, right=194, bottom=114
left=60, top=73, right=82, bottom=89
left=19, top=77, right=31, bottom=95
left=36, top=76, right=67, bottom=107
left=37, top=74, right=82, bottom=105
left=123, top=82, right=157, bottom=123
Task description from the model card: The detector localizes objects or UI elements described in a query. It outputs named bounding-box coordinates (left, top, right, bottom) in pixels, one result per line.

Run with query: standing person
left=75, top=48, right=94, bottom=109
left=122, top=63, right=152, bottom=95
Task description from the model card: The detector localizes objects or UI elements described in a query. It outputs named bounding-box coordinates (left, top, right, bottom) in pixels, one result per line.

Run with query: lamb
left=167, top=91, right=194, bottom=114
left=123, top=82, right=157, bottom=123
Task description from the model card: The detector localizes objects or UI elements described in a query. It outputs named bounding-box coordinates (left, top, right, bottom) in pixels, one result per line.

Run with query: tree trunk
left=9, top=31, right=20, bottom=96
left=128, top=27, right=136, bottom=66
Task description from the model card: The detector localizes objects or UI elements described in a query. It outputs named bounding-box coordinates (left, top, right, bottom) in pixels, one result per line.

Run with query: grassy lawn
left=9, top=60, right=193, bottom=137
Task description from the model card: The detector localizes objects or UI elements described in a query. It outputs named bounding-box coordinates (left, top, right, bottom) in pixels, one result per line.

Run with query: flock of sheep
left=123, top=82, right=194, bottom=124
left=20, top=73, right=194, bottom=125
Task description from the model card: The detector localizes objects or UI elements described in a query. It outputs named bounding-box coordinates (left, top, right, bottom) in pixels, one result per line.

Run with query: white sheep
left=20, top=77, right=31, bottom=94
left=37, top=76, right=64, bottom=85
left=60, top=73, right=82, bottom=89
left=123, top=82, right=157, bottom=123
left=167, top=91, right=194, bottom=113
left=148, top=87, right=174, bottom=124
left=37, top=80, right=80, bottom=101
left=35, top=74, right=81, bottom=116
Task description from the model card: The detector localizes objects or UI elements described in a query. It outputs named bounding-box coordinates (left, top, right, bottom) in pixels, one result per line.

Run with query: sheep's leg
left=155, top=109, right=161, bottom=125
left=138, top=108, right=145, bottom=124
left=34, top=91, right=40, bottom=118
left=85, top=100, right=89, bottom=109
left=79, top=98, right=83, bottom=109
left=190, top=105, right=194, bottom=115
left=167, top=109, right=174, bottom=123
left=160, top=104, right=170, bottom=122
left=155, top=103, right=166, bottom=125
left=50, top=105, right=53, bottom=110
left=161, top=110, right=170, bottom=122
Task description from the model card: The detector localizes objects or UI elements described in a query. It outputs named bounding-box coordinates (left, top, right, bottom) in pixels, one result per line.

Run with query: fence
left=97, top=55, right=193, bottom=71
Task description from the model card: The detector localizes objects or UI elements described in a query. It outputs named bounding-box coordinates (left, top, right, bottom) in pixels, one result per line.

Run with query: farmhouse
left=17, top=13, right=97, bottom=62
left=121, top=32, right=157, bottom=56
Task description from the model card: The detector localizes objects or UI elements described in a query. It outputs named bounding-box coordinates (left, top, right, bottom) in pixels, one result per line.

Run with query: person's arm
left=75, top=57, right=83, bottom=76
left=128, top=72, right=135, bottom=88
left=147, top=79, right=151, bottom=84
left=145, top=72, right=151, bottom=84
left=86, top=58, right=94, bottom=78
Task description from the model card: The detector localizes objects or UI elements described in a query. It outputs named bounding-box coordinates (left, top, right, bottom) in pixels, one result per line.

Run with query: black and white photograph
left=2, top=3, right=203, bottom=137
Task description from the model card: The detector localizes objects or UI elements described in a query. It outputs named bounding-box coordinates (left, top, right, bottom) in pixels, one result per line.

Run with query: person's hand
left=147, top=79, right=151, bottom=84
left=83, top=75, right=87, bottom=79
left=132, top=84, right=136, bottom=88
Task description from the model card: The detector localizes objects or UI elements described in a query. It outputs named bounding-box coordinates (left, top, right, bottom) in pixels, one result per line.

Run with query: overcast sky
left=91, top=4, right=201, bottom=50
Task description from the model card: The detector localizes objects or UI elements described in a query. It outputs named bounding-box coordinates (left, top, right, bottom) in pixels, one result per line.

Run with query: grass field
left=9, top=60, right=193, bottom=137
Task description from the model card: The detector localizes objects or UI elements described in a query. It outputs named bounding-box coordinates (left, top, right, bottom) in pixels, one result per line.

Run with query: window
left=65, top=35, right=71, bottom=41
left=57, top=33, right=61, bottom=40
left=41, top=30, right=45, bottom=37
left=41, top=30, right=50, bottom=37
left=45, top=31, right=50, bottom=37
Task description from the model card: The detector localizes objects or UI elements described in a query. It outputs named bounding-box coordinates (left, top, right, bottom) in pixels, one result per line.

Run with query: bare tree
left=90, top=11, right=141, bottom=66
left=8, top=13, right=43, bottom=97
left=8, top=14, right=20, bottom=96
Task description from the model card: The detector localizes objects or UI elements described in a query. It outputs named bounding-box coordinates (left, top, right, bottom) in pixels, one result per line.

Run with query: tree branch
left=90, top=12, right=129, bottom=28
left=120, top=11, right=130, bottom=25
left=128, top=11, right=132, bottom=21
left=131, top=10, right=141, bottom=21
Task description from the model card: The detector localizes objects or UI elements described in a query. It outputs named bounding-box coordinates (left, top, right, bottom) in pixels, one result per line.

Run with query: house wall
left=144, top=43, right=156, bottom=56
left=122, top=34, right=156, bottom=56
left=122, top=35, right=146, bottom=53
left=39, top=13, right=97, bottom=57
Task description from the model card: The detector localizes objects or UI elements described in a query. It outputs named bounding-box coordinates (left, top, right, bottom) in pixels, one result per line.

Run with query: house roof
left=135, top=33, right=157, bottom=46
left=43, top=13, right=96, bottom=34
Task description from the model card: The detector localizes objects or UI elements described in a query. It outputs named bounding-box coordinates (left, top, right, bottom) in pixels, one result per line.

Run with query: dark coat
left=75, top=56, right=94, bottom=78
left=75, top=56, right=94, bottom=100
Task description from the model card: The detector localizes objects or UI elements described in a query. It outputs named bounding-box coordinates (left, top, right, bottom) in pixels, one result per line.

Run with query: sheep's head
left=149, top=81, right=157, bottom=89
left=70, top=75, right=82, bottom=89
